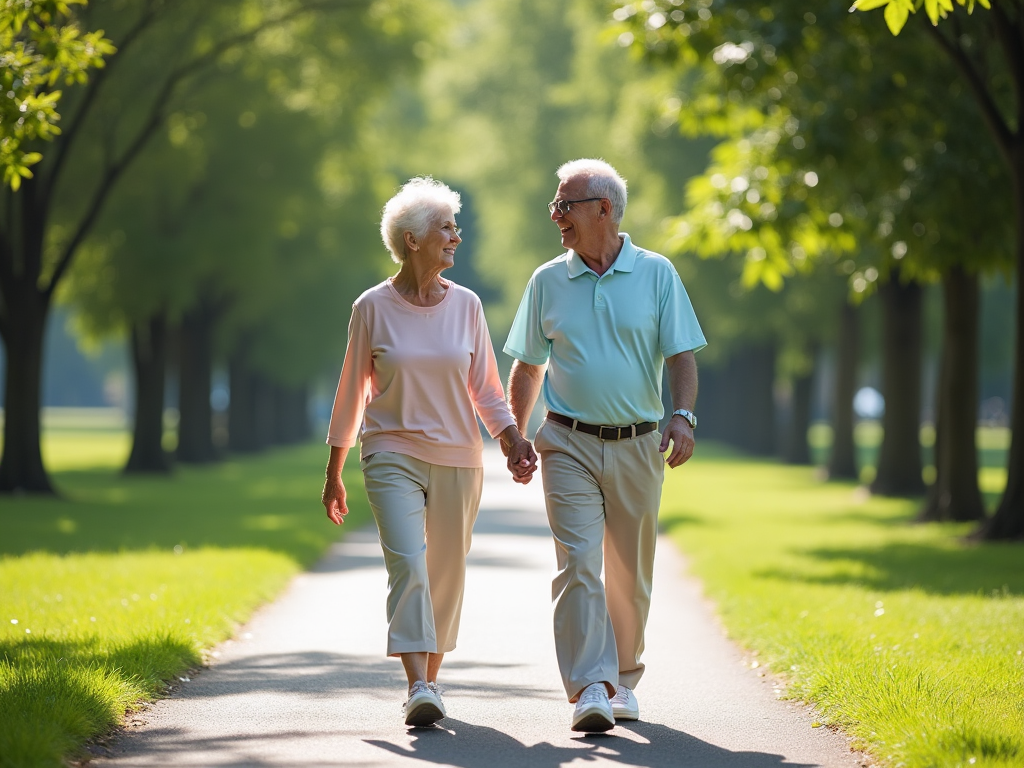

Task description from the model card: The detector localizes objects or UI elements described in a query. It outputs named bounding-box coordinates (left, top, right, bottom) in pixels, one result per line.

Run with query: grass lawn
left=662, top=442, right=1023, bottom=768
left=0, top=433, right=367, bottom=768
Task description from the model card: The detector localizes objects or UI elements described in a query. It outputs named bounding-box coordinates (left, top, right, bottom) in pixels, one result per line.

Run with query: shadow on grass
left=757, top=540, right=1024, bottom=597
left=0, top=443, right=363, bottom=566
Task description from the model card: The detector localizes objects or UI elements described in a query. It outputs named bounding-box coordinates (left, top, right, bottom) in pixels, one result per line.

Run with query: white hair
left=380, top=177, right=462, bottom=264
left=556, top=158, right=628, bottom=224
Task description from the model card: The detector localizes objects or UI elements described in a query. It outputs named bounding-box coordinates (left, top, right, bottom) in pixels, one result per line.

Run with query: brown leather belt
left=546, top=411, right=657, bottom=441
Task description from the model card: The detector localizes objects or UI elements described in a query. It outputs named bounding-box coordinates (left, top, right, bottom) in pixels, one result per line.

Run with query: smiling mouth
left=443, top=247, right=456, bottom=256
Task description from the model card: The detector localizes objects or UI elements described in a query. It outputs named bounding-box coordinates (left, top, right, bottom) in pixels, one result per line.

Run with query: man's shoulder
left=631, top=244, right=676, bottom=272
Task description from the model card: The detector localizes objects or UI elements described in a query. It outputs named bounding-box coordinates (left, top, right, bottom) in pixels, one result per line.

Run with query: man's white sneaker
left=609, top=685, right=639, bottom=721
left=404, top=681, right=444, bottom=727
left=571, top=682, right=615, bottom=732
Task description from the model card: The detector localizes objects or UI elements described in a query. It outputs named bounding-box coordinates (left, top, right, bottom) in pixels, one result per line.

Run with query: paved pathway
left=96, top=448, right=867, bottom=768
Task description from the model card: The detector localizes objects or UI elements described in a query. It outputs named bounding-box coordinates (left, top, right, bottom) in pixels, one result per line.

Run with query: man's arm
left=660, top=350, right=698, bottom=468
left=508, top=359, right=546, bottom=432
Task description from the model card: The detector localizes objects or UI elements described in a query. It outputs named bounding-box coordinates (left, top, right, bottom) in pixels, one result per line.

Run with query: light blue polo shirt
left=504, top=234, right=706, bottom=426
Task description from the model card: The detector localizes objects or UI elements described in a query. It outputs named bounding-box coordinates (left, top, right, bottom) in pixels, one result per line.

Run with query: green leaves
left=851, top=0, right=990, bottom=35
left=0, top=0, right=115, bottom=191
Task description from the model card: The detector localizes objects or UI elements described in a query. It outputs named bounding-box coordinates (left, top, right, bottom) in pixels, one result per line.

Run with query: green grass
left=662, top=442, right=1023, bottom=768
left=0, top=435, right=367, bottom=768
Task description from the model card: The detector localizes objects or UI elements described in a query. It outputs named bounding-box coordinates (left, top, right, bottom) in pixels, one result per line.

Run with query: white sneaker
left=610, top=685, right=639, bottom=721
left=426, top=682, right=447, bottom=716
left=571, top=682, right=615, bottom=732
left=404, top=681, right=445, bottom=727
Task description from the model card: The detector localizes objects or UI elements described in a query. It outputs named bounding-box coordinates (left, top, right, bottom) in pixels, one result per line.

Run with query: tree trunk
left=0, top=289, right=54, bottom=493
left=741, top=343, right=776, bottom=456
left=125, top=313, right=172, bottom=473
left=978, top=160, right=1024, bottom=540
left=274, top=384, right=309, bottom=445
left=919, top=268, right=985, bottom=522
left=872, top=271, right=926, bottom=497
left=228, top=352, right=261, bottom=453
left=253, top=372, right=276, bottom=450
left=829, top=302, right=860, bottom=480
left=783, top=343, right=817, bottom=465
left=176, top=302, right=217, bottom=464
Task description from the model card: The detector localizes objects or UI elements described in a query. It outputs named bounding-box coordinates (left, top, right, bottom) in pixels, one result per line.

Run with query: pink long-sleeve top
left=326, top=277, right=516, bottom=468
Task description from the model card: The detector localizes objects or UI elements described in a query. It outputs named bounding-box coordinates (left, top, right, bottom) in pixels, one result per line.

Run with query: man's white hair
left=380, top=177, right=462, bottom=264
left=556, top=158, right=628, bottom=224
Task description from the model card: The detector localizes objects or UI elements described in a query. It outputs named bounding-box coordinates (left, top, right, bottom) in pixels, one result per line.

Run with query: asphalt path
left=94, top=447, right=868, bottom=768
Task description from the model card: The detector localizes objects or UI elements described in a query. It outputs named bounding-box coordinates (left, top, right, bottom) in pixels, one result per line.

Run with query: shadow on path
left=367, top=719, right=817, bottom=768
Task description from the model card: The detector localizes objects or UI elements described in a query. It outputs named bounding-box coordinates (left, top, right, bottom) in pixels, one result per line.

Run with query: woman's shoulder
left=443, top=279, right=484, bottom=308
left=352, top=279, right=394, bottom=308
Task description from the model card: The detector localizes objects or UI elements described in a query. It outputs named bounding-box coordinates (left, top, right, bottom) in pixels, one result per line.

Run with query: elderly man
left=504, top=159, right=706, bottom=733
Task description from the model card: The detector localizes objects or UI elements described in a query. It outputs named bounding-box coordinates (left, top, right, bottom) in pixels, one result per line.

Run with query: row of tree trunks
left=124, top=314, right=172, bottom=473
left=228, top=353, right=311, bottom=451
left=694, top=342, right=777, bottom=455
left=871, top=271, right=926, bottom=497
left=919, top=268, right=985, bottom=522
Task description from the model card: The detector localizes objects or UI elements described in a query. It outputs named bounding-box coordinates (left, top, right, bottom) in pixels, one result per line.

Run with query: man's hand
left=507, top=438, right=539, bottom=484
left=322, top=475, right=348, bottom=525
left=660, top=415, right=695, bottom=468
left=500, top=424, right=538, bottom=484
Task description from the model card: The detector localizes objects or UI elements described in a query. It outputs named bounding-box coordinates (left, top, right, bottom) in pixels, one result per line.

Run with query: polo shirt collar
left=566, top=233, right=638, bottom=278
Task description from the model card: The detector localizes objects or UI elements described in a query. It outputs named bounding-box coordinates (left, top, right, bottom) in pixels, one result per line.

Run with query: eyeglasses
left=441, top=224, right=462, bottom=236
left=547, top=197, right=604, bottom=215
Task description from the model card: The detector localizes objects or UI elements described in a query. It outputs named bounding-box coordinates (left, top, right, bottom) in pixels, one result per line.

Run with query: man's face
left=550, top=177, right=604, bottom=253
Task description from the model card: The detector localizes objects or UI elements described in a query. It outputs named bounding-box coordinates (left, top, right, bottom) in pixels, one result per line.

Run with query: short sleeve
left=503, top=275, right=551, bottom=365
left=659, top=266, right=707, bottom=358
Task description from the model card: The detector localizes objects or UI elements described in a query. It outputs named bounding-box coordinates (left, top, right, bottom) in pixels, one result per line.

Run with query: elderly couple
left=321, top=159, right=706, bottom=732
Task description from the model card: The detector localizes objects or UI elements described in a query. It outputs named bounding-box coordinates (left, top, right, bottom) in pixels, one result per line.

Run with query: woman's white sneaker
left=571, top=682, right=615, bottom=732
left=609, top=685, right=639, bottom=721
left=404, top=681, right=445, bottom=727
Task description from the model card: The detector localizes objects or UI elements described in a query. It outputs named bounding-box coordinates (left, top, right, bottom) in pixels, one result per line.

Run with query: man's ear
left=403, top=230, right=419, bottom=252
left=599, top=199, right=612, bottom=219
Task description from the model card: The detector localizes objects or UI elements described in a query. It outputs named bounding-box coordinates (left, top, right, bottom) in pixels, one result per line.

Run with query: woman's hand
left=500, top=425, right=538, bottom=485
left=322, top=474, right=348, bottom=525
left=322, top=446, right=350, bottom=525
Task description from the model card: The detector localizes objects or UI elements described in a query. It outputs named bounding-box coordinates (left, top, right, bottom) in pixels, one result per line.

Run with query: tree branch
left=42, top=0, right=367, bottom=300
left=41, top=0, right=164, bottom=202
left=923, top=20, right=1015, bottom=162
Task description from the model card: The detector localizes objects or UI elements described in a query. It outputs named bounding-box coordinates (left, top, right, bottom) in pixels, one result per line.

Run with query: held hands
left=500, top=426, right=538, bottom=485
left=321, top=475, right=349, bottom=525
left=660, top=415, right=695, bottom=469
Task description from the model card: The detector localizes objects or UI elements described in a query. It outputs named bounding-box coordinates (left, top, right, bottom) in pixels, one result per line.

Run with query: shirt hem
left=360, top=435, right=484, bottom=468
left=662, top=339, right=707, bottom=358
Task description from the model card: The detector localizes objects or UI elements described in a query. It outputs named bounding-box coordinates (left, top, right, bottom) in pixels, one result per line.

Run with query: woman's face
left=410, top=209, right=461, bottom=270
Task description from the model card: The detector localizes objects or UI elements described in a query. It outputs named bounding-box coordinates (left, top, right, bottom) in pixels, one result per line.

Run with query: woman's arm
left=322, top=445, right=350, bottom=525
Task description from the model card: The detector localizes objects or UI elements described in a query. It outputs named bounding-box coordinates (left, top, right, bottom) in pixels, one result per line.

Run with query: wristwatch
left=672, top=409, right=697, bottom=429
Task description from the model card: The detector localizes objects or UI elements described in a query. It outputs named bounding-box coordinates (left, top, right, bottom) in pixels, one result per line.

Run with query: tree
left=852, top=0, right=1023, bottom=538
left=0, top=0, right=399, bottom=490
left=617, top=1, right=1013, bottom=523
left=0, top=0, right=114, bottom=491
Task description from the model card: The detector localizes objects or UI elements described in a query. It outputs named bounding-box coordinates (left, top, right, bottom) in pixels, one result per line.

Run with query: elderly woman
left=321, top=177, right=536, bottom=727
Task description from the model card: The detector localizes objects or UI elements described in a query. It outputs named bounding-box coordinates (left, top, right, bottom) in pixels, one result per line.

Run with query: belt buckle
left=598, top=425, right=617, bottom=441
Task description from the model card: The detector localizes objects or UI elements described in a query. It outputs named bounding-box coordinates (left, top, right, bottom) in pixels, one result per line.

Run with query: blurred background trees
left=0, top=0, right=1017, bottom=538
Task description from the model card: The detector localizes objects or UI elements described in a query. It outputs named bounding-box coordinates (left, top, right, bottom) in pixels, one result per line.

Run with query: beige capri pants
left=360, top=451, right=483, bottom=657
left=533, top=419, right=665, bottom=701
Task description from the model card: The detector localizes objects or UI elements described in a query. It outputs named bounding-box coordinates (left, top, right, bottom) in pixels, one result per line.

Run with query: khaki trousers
left=533, top=419, right=665, bottom=701
left=361, top=451, right=483, bottom=657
